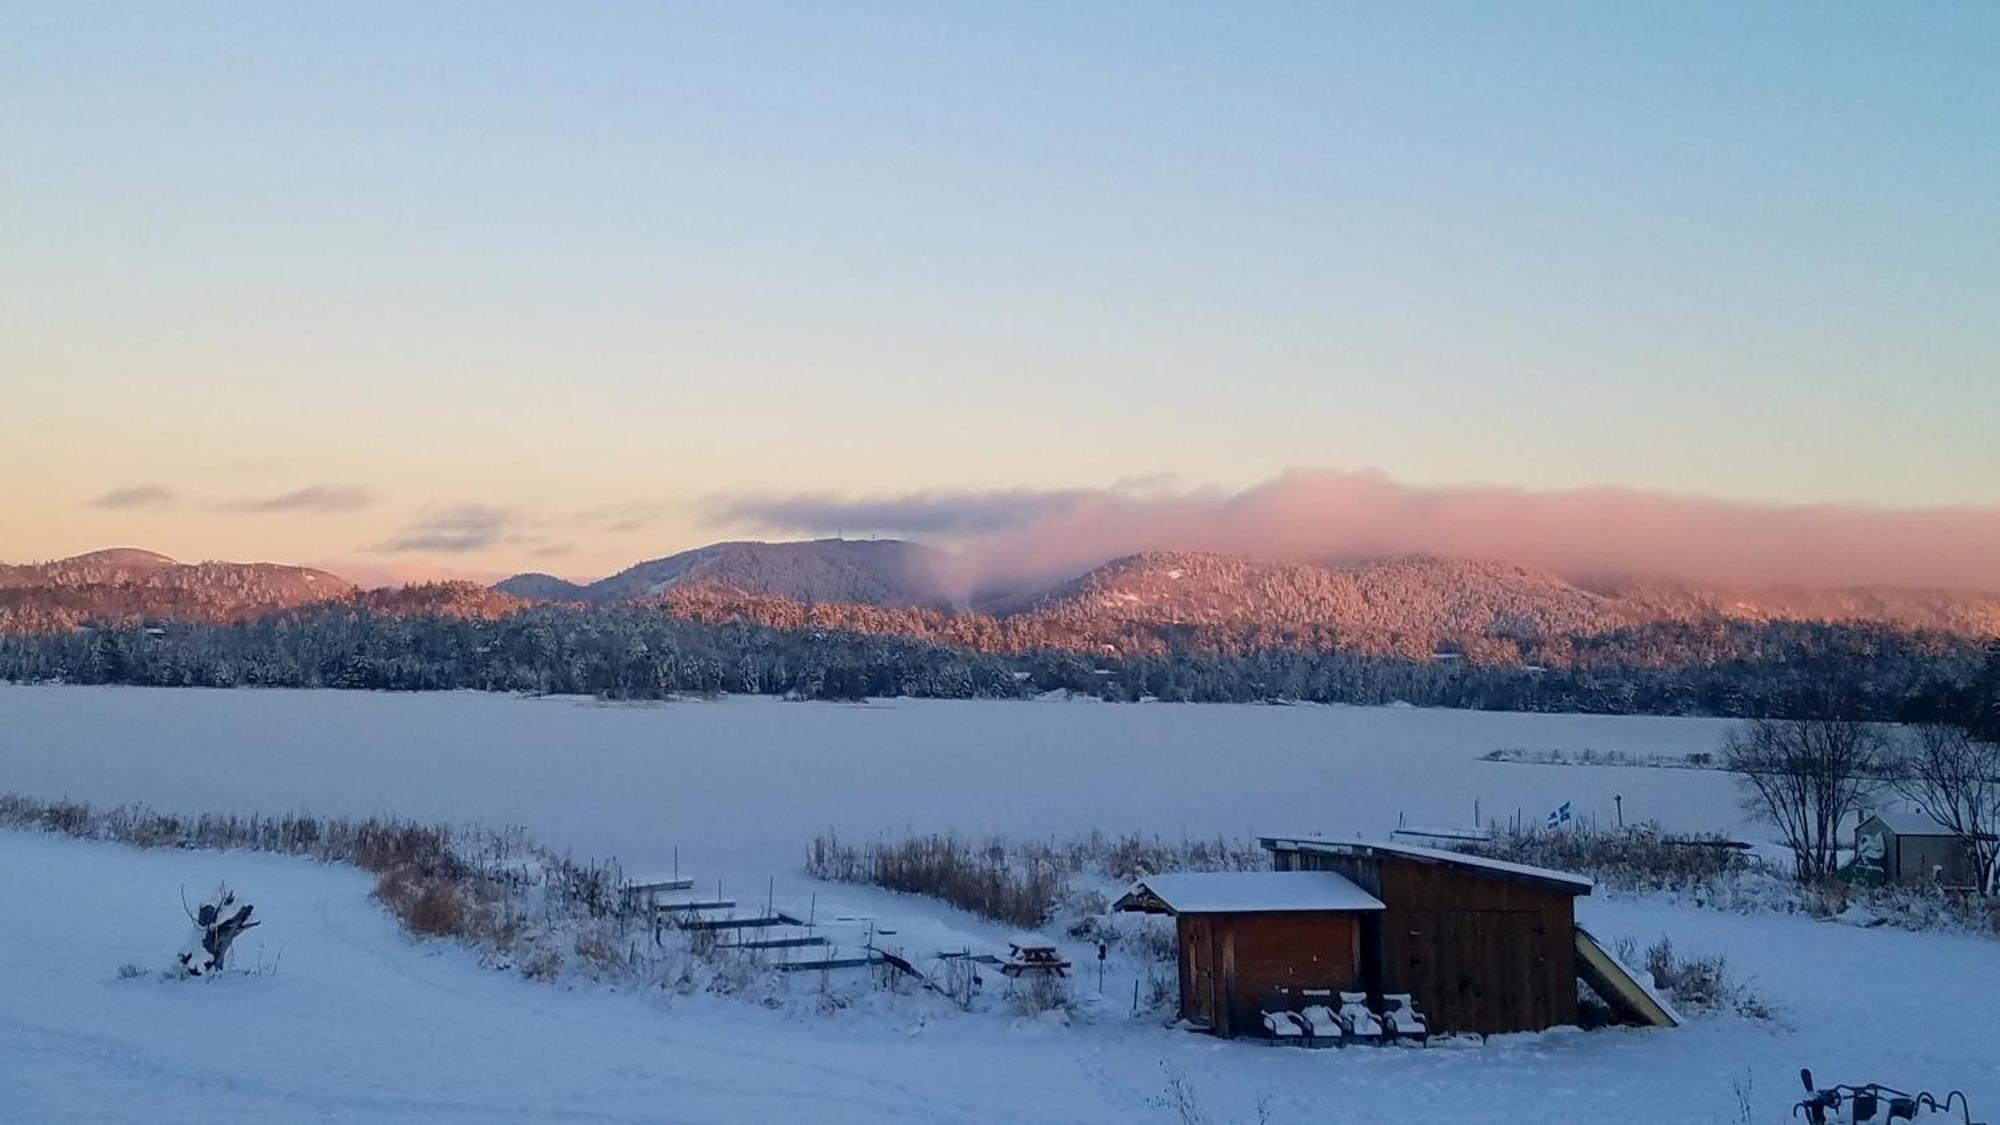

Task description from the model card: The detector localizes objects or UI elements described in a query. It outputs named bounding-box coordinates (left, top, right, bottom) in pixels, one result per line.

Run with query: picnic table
left=1000, top=942, right=1071, bottom=978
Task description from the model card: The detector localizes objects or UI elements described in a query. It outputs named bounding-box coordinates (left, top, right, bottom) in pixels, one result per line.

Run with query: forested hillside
left=0, top=601, right=1985, bottom=719
left=0, top=549, right=351, bottom=635
left=4, top=542, right=1997, bottom=717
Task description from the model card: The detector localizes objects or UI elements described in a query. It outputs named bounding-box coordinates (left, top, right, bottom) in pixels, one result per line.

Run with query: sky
left=3, top=2, right=1996, bottom=587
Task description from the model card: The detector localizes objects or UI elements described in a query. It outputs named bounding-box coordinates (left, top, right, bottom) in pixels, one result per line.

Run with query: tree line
left=0, top=602, right=1988, bottom=719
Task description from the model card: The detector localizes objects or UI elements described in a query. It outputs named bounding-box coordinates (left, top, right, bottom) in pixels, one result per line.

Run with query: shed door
left=1182, top=918, right=1217, bottom=1030
left=1406, top=910, right=1547, bottom=1034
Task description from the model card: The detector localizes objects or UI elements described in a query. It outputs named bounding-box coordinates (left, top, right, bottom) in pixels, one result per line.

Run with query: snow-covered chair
left=1383, top=993, right=1428, bottom=1043
left=1299, top=1003, right=1345, bottom=1045
left=1337, top=992, right=1383, bottom=1042
left=1262, top=1009, right=1308, bottom=1042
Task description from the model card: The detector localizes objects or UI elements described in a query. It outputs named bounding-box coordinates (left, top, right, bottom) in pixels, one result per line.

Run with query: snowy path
left=3, top=830, right=1996, bottom=1123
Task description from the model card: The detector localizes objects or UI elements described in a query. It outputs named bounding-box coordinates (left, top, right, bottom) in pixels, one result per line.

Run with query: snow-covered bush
left=1615, top=935, right=1771, bottom=1020
left=1007, top=971, right=1072, bottom=1019
left=1151, top=1064, right=1272, bottom=1125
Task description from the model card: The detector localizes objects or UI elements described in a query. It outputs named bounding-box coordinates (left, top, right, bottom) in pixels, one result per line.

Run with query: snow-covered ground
left=3, top=828, right=1996, bottom=1123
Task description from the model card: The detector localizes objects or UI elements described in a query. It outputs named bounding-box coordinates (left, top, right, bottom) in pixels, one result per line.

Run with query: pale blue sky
left=3, top=2, right=1995, bottom=577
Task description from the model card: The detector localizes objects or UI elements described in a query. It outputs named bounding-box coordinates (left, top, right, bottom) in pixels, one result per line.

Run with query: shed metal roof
left=1862, top=810, right=1956, bottom=837
left=1259, top=834, right=1595, bottom=895
left=1114, top=870, right=1385, bottom=915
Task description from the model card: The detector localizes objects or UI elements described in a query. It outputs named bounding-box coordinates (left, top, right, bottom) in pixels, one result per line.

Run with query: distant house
left=1853, top=812, right=1976, bottom=887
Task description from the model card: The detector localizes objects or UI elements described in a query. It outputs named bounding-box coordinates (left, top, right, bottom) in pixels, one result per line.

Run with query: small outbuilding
left=1119, top=835, right=1683, bottom=1040
left=1260, top=835, right=1594, bottom=1035
left=1854, top=812, right=1976, bottom=887
left=1112, top=871, right=1385, bottom=1038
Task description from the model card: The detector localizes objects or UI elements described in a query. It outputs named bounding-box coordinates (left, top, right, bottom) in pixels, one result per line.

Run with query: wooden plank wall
left=1177, top=912, right=1365, bottom=1037
left=1376, top=859, right=1576, bottom=1034
left=1217, top=913, right=1361, bottom=1037
left=1276, top=848, right=1579, bottom=1034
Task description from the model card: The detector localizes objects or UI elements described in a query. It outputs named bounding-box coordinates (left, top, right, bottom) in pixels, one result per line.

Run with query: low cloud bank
left=706, top=469, right=2000, bottom=594
left=222, top=485, right=375, bottom=514
left=373, top=505, right=516, bottom=554
left=85, top=485, right=175, bottom=511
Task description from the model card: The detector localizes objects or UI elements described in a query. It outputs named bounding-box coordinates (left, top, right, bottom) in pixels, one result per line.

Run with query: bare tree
left=1722, top=715, right=1888, bottom=882
left=1890, top=724, right=2000, bottom=895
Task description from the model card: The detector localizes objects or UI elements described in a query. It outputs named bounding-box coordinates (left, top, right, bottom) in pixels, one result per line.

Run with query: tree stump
left=179, top=885, right=258, bottom=977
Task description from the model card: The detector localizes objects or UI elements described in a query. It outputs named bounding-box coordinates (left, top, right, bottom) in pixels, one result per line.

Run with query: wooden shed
left=1112, top=871, right=1385, bottom=1038
left=1854, top=812, right=1977, bottom=887
left=1260, top=835, right=1594, bottom=1036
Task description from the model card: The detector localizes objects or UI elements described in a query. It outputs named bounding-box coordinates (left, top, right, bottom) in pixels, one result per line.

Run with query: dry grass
left=0, top=792, right=626, bottom=969
left=1462, top=823, right=1759, bottom=893
left=807, top=831, right=1062, bottom=928
left=374, top=867, right=476, bottom=938
left=806, top=828, right=1265, bottom=928
left=0, top=792, right=464, bottom=877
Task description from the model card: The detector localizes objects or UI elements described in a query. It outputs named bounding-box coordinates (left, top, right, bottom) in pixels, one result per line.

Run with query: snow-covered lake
left=0, top=685, right=1745, bottom=881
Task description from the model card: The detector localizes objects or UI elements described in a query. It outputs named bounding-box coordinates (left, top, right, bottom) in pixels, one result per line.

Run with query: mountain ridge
left=495, top=542, right=2000, bottom=644
left=8, top=542, right=2000, bottom=656
left=0, top=549, right=355, bottom=634
left=531, top=538, right=958, bottom=609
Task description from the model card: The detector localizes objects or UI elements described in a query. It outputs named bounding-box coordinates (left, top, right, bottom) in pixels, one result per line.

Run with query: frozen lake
left=0, top=685, right=1747, bottom=882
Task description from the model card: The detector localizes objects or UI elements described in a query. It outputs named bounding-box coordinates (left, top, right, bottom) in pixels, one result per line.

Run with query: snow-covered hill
left=0, top=549, right=352, bottom=634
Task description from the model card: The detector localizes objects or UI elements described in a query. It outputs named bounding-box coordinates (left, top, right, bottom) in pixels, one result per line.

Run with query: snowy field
left=3, top=685, right=1995, bottom=1123
left=0, top=685, right=1748, bottom=887
left=3, top=828, right=1997, bottom=1124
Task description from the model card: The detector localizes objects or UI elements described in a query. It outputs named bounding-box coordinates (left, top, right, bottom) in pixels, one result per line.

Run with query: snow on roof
left=1864, top=810, right=1955, bottom=837
left=1120, top=871, right=1384, bottom=915
left=1259, top=834, right=1595, bottom=894
left=1391, top=825, right=1492, bottom=844
left=620, top=873, right=693, bottom=888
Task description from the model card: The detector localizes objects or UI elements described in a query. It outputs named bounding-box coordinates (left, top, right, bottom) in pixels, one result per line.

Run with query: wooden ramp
left=1574, top=925, right=1681, bottom=1028
left=655, top=899, right=737, bottom=914
left=774, top=945, right=884, bottom=972
left=717, top=923, right=832, bottom=951
left=624, top=871, right=902, bottom=976
left=678, top=909, right=805, bottom=930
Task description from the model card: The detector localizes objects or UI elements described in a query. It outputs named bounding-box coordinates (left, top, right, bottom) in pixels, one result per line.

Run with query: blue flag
left=1545, top=801, right=1572, bottom=829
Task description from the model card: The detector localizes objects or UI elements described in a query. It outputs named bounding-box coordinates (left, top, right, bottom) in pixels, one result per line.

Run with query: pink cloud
left=708, top=469, right=2000, bottom=594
